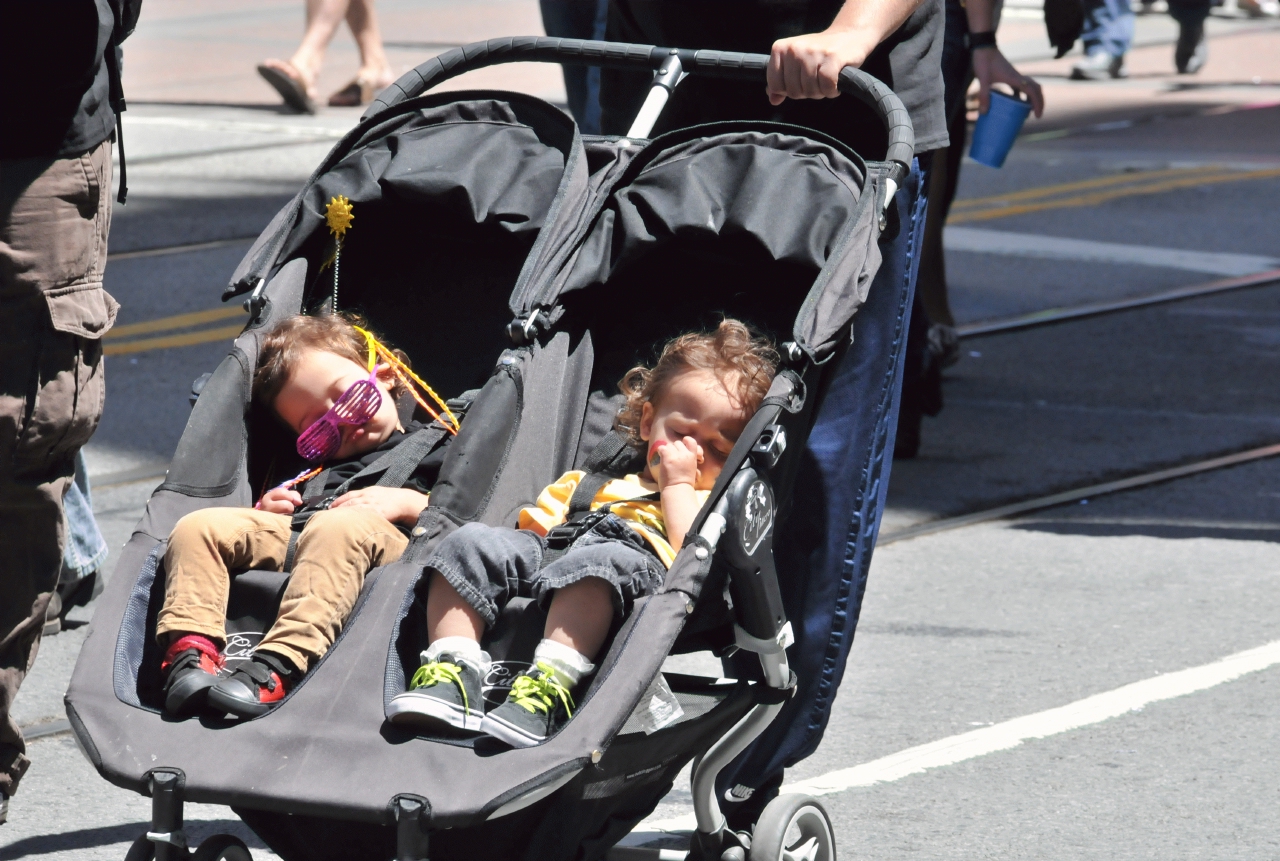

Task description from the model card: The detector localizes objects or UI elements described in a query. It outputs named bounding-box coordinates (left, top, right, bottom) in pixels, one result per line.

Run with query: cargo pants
left=0, top=140, right=117, bottom=796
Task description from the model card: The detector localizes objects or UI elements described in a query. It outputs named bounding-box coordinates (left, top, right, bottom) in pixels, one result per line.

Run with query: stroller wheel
left=748, top=794, right=835, bottom=861
left=124, top=835, right=156, bottom=861
left=191, top=834, right=253, bottom=861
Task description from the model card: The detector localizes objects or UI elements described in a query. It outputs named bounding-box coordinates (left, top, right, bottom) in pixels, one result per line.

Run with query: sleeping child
left=158, top=313, right=457, bottom=718
left=389, top=319, right=777, bottom=746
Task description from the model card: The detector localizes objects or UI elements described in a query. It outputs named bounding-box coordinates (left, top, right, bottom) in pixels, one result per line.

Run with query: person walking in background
left=258, top=0, right=396, bottom=113
left=540, top=0, right=610, bottom=134
left=1070, top=0, right=1134, bottom=79
left=0, top=0, right=135, bottom=826
left=46, top=451, right=110, bottom=636
left=1071, top=0, right=1211, bottom=79
left=909, top=0, right=1044, bottom=454
left=1167, top=0, right=1212, bottom=74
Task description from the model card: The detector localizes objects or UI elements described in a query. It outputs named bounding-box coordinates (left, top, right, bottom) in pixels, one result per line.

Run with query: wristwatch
left=968, top=30, right=997, bottom=50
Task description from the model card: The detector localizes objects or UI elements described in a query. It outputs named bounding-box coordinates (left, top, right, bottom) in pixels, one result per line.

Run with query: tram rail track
left=957, top=268, right=1280, bottom=338
left=879, top=442, right=1280, bottom=545
left=95, top=233, right=1280, bottom=541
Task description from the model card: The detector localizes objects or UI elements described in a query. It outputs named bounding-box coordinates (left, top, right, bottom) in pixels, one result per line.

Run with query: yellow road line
left=105, top=323, right=246, bottom=356
left=949, top=167, right=1280, bottom=225
left=950, top=166, right=1219, bottom=211
left=105, top=162, right=1278, bottom=356
left=106, top=305, right=247, bottom=340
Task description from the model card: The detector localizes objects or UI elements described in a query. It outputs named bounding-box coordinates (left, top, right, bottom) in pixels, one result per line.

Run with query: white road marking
left=636, top=639, right=1280, bottom=834
left=945, top=227, right=1280, bottom=276
left=126, top=115, right=350, bottom=138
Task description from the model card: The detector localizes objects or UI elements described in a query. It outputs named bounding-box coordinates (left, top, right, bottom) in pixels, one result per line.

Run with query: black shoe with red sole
left=207, top=652, right=300, bottom=718
left=161, top=637, right=226, bottom=716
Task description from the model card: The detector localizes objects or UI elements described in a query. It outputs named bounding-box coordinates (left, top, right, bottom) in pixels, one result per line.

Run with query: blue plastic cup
left=968, top=90, right=1032, bottom=168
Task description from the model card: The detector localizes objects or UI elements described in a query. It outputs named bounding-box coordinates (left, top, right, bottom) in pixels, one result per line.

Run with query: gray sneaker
left=388, top=654, right=485, bottom=732
left=1070, top=50, right=1126, bottom=80
left=480, top=663, right=575, bottom=748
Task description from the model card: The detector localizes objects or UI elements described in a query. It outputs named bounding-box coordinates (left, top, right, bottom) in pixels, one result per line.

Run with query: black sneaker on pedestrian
left=1175, top=22, right=1207, bottom=74
left=161, top=635, right=225, bottom=717
left=387, top=654, right=485, bottom=732
left=927, top=323, right=961, bottom=369
left=1070, top=50, right=1126, bottom=80
left=207, top=652, right=300, bottom=718
left=480, top=663, right=575, bottom=748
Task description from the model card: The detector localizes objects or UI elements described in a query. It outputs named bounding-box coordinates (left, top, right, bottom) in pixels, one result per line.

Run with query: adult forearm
left=963, top=0, right=997, bottom=34
left=767, top=0, right=930, bottom=103
left=828, top=0, right=929, bottom=48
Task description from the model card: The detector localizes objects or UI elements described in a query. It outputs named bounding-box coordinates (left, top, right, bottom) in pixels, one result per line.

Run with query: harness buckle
left=544, top=509, right=609, bottom=550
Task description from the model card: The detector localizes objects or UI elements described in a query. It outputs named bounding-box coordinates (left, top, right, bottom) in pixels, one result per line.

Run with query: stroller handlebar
left=364, top=37, right=915, bottom=182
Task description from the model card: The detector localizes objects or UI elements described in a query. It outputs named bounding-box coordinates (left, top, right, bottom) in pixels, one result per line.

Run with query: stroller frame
left=73, top=37, right=913, bottom=861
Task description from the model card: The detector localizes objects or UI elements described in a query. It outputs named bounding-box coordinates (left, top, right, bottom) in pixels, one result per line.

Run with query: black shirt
left=601, top=0, right=948, bottom=157
left=1, top=0, right=118, bottom=158
left=300, top=421, right=447, bottom=508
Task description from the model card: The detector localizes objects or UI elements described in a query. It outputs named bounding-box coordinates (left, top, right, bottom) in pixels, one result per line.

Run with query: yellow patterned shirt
left=518, top=471, right=711, bottom=568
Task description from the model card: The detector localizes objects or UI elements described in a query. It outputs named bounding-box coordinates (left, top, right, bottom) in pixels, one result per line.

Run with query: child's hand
left=329, top=487, right=430, bottom=525
left=651, top=437, right=702, bottom=490
left=257, top=487, right=302, bottom=515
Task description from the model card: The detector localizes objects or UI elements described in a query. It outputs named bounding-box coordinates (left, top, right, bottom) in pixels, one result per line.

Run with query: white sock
left=532, top=639, right=595, bottom=689
left=423, top=636, right=490, bottom=672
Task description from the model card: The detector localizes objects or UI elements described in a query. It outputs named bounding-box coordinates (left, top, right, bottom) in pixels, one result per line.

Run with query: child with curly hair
left=389, top=319, right=777, bottom=746
left=158, top=313, right=455, bottom=719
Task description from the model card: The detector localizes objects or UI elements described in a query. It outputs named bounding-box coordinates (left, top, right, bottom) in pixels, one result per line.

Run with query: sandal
left=328, top=76, right=391, bottom=108
left=257, top=60, right=316, bottom=114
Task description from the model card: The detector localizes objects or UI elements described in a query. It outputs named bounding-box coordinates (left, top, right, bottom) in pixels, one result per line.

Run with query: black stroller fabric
left=67, top=81, right=904, bottom=861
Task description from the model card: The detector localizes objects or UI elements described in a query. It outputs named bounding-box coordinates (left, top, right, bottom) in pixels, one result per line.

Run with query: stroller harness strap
left=281, top=425, right=447, bottom=571
left=538, top=429, right=653, bottom=567
left=539, top=482, right=662, bottom=569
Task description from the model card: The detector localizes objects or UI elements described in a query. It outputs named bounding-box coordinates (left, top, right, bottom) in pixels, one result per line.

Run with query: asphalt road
left=4, top=4, right=1280, bottom=860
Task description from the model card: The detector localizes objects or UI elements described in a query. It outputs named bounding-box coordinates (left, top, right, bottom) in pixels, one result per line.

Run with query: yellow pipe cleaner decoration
left=354, top=327, right=460, bottom=435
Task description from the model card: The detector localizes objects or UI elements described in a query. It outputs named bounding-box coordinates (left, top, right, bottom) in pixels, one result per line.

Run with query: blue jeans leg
left=715, top=156, right=931, bottom=826
left=1082, top=0, right=1136, bottom=56
left=539, top=0, right=609, bottom=133
left=425, top=522, right=546, bottom=627
left=61, top=449, right=107, bottom=585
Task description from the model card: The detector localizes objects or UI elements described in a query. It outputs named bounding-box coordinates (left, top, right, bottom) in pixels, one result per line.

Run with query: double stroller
left=66, top=38, right=915, bottom=861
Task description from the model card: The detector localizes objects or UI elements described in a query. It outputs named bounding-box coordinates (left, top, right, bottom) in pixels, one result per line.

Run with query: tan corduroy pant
left=157, top=506, right=408, bottom=674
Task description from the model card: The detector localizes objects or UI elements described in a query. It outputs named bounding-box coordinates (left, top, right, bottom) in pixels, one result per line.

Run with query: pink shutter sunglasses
left=294, top=327, right=459, bottom=462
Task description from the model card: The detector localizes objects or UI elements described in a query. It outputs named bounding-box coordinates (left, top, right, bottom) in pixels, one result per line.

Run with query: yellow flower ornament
left=323, top=196, right=354, bottom=313
left=326, top=195, right=354, bottom=239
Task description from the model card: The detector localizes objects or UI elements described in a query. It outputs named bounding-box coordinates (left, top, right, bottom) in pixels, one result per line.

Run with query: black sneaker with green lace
left=387, top=654, right=485, bottom=732
left=480, top=662, right=575, bottom=748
